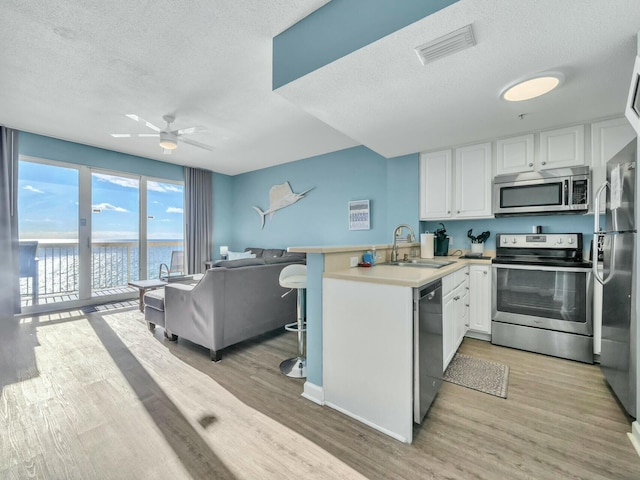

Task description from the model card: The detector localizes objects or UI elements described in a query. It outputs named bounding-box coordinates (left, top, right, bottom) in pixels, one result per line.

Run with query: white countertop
left=323, top=256, right=492, bottom=288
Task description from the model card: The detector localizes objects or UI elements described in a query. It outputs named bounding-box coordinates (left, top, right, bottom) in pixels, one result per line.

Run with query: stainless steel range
left=491, top=233, right=594, bottom=363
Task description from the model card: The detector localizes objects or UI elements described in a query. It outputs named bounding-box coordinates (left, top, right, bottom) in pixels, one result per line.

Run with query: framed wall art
left=348, top=200, right=370, bottom=230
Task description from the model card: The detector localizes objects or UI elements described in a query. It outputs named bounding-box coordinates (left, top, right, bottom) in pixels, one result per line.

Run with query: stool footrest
left=284, top=321, right=306, bottom=332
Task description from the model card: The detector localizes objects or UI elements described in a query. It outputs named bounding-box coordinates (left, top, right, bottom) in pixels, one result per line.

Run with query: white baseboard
left=324, top=400, right=411, bottom=443
left=465, top=331, right=491, bottom=342
left=628, top=421, right=640, bottom=458
left=301, top=381, right=324, bottom=405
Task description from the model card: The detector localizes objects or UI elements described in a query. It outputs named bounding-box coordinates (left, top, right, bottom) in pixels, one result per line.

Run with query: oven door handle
left=593, top=181, right=611, bottom=286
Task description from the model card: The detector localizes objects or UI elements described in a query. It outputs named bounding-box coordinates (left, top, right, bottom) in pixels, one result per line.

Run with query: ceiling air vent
left=415, top=24, right=476, bottom=65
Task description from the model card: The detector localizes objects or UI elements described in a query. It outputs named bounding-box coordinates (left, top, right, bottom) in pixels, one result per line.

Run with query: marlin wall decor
left=253, top=181, right=313, bottom=229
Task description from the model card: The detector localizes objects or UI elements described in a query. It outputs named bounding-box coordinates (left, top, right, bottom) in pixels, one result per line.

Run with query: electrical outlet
left=448, top=235, right=454, bottom=246
left=350, top=256, right=359, bottom=267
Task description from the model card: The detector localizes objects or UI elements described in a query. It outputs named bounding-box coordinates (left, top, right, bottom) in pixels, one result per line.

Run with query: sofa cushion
left=228, top=250, right=257, bottom=260
left=262, top=248, right=285, bottom=258
left=245, top=247, right=264, bottom=257
left=264, top=255, right=305, bottom=265
left=144, top=289, right=165, bottom=311
left=282, top=251, right=307, bottom=260
left=213, top=258, right=267, bottom=268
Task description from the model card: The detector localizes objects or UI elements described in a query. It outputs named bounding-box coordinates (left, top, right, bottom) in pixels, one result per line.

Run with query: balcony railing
left=19, top=240, right=183, bottom=303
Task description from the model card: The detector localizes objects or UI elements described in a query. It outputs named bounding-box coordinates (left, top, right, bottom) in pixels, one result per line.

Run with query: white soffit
left=275, top=0, right=640, bottom=158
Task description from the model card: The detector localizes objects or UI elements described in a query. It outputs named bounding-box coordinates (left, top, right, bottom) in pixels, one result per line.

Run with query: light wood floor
left=1, top=306, right=638, bottom=479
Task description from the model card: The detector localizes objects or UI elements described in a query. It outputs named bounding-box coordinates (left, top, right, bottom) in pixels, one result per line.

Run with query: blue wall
left=422, top=215, right=597, bottom=254
left=228, top=146, right=401, bottom=251
left=19, top=132, right=184, bottom=181
left=212, top=173, right=234, bottom=258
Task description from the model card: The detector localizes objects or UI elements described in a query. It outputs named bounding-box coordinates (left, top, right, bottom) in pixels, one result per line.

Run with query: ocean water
left=20, top=240, right=183, bottom=296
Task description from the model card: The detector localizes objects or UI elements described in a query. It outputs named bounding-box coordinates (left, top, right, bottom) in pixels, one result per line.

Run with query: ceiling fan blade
left=173, top=126, right=207, bottom=136
left=125, top=114, right=161, bottom=132
left=111, top=133, right=131, bottom=138
left=180, top=137, right=215, bottom=151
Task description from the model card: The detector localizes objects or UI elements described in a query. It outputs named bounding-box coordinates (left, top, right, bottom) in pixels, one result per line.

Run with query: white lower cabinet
left=442, top=267, right=469, bottom=370
left=467, top=265, right=491, bottom=337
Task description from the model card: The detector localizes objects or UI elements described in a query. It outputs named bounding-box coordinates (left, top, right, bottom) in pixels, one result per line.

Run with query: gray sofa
left=144, top=248, right=305, bottom=361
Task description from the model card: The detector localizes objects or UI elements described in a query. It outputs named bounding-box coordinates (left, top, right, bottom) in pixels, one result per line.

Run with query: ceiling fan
left=111, top=114, right=214, bottom=154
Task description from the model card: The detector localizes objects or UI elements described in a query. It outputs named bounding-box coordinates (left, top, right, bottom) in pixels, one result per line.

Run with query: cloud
left=148, top=181, right=183, bottom=193
left=92, top=202, right=128, bottom=213
left=93, top=173, right=138, bottom=189
left=166, top=207, right=183, bottom=214
left=24, top=185, right=44, bottom=194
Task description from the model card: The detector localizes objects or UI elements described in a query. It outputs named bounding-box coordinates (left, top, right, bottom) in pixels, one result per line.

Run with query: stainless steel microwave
left=493, top=166, right=590, bottom=216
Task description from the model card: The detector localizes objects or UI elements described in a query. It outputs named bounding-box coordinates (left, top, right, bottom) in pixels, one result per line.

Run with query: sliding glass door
left=91, top=172, right=140, bottom=296
left=146, top=180, right=184, bottom=280
left=17, top=159, right=79, bottom=307
left=18, top=156, right=184, bottom=312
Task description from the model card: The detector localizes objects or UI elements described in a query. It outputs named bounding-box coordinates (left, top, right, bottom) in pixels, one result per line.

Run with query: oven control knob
left=568, top=238, right=574, bottom=244
left=511, top=238, right=517, bottom=244
left=558, top=238, right=563, bottom=244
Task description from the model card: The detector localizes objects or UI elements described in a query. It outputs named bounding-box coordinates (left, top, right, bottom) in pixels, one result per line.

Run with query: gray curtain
left=185, top=167, right=213, bottom=274
left=0, top=127, right=20, bottom=318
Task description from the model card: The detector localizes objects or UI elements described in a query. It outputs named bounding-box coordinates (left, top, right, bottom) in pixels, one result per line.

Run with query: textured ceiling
left=1, top=1, right=639, bottom=175
left=276, top=0, right=640, bottom=158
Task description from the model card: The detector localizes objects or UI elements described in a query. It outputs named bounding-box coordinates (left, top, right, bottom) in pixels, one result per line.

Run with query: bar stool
left=279, top=264, right=307, bottom=378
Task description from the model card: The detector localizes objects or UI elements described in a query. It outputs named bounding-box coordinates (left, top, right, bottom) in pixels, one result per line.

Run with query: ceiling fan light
left=159, top=132, right=178, bottom=150
left=501, top=72, right=564, bottom=102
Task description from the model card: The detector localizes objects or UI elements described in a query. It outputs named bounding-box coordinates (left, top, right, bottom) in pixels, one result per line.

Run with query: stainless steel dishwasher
left=413, top=279, right=443, bottom=424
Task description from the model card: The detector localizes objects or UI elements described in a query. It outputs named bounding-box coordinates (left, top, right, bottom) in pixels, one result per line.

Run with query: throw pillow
left=228, top=250, right=257, bottom=260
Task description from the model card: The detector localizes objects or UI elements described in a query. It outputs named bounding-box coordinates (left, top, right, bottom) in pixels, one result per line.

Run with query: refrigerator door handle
left=594, top=233, right=617, bottom=286
left=593, top=181, right=608, bottom=233
left=593, top=181, right=610, bottom=286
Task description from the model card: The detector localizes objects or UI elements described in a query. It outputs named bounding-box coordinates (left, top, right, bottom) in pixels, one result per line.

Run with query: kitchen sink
left=386, top=259, right=455, bottom=268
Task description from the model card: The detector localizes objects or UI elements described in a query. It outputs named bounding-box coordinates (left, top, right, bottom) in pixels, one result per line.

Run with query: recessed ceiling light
left=501, top=72, right=564, bottom=101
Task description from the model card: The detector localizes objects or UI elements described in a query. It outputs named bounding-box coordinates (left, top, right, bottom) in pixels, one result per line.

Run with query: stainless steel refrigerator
left=593, top=138, right=637, bottom=418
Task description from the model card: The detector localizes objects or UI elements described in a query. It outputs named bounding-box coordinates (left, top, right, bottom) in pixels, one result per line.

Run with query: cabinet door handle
left=457, top=210, right=460, bottom=214
left=541, top=161, right=546, bottom=165
left=447, top=210, right=451, bottom=214
left=453, top=295, right=460, bottom=301
left=483, top=271, right=487, bottom=275
left=528, top=163, right=533, bottom=167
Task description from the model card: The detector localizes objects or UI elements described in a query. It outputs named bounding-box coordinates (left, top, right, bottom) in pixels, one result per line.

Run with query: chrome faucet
left=391, top=224, right=416, bottom=262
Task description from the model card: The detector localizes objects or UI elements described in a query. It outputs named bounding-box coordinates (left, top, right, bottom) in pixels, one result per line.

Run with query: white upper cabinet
left=590, top=117, right=636, bottom=213
left=455, top=143, right=493, bottom=218
left=496, top=134, right=535, bottom=175
left=420, top=144, right=492, bottom=220
left=419, top=150, right=452, bottom=219
left=539, top=125, right=585, bottom=170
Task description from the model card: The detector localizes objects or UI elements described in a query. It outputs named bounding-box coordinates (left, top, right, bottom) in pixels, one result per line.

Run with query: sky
left=18, top=161, right=184, bottom=241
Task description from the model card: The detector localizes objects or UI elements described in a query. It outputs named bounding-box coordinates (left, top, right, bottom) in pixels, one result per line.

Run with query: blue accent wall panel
left=306, top=253, right=324, bottom=386
left=19, top=132, right=184, bottom=181
left=273, top=0, right=459, bottom=88
left=229, top=146, right=391, bottom=251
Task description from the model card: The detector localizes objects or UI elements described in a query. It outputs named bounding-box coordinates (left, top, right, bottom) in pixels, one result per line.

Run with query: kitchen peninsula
left=289, top=244, right=492, bottom=443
